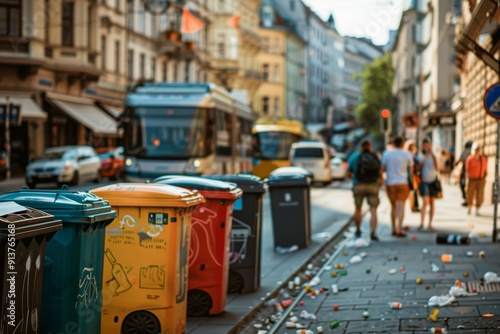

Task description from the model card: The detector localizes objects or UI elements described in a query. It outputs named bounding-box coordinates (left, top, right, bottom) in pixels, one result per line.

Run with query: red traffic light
left=381, top=109, right=391, bottom=118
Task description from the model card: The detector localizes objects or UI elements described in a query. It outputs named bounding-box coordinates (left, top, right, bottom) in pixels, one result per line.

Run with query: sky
left=301, top=0, right=408, bottom=45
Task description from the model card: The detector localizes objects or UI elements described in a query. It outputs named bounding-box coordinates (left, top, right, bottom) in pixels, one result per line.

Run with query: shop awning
left=0, top=95, right=46, bottom=120
left=99, top=104, right=124, bottom=119
left=48, top=98, right=119, bottom=136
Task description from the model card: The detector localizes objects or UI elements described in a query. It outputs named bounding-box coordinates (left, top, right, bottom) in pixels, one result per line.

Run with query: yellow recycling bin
left=91, top=183, right=204, bottom=334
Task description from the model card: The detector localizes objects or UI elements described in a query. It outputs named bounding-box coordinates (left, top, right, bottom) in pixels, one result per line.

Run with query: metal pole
left=493, top=120, right=499, bottom=242
left=5, top=96, right=10, bottom=179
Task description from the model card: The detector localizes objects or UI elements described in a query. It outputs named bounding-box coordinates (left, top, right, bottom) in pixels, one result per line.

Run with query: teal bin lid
left=202, top=174, right=266, bottom=194
left=154, top=175, right=238, bottom=191
left=0, top=188, right=116, bottom=225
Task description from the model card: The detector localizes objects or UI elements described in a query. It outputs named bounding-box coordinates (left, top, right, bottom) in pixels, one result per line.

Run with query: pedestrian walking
left=347, top=139, right=382, bottom=241
left=455, top=140, right=473, bottom=206
left=466, top=143, right=487, bottom=216
left=404, top=140, right=421, bottom=212
left=417, top=138, right=439, bottom=231
left=381, top=136, right=414, bottom=237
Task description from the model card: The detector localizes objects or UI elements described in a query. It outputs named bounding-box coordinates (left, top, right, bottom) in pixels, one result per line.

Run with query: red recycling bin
left=154, top=176, right=242, bottom=316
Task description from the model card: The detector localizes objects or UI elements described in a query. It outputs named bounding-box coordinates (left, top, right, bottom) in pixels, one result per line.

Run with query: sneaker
left=475, top=209, right=480, bottom=216
left=371, top=234, right=379, bottom=241
left=462, top=202, right=468, bottom=207
left=355, top=229, right=361, bottom=238
left=467, top=207, right=471, bottom=215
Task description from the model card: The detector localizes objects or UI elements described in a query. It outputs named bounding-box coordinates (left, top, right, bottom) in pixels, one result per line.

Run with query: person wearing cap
left=455, top=140, right=473, bottom=206
left=465, top=143, right=487, bottom=216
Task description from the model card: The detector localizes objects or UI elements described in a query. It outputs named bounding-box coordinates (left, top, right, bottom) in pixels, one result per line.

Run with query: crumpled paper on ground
left=484, top=271, right=500, bottom=283
left=428, top=295, right=456, bottom=306
left=449, top=286, right=476, bottom=297
left=346, top=238, right=370, bottom=248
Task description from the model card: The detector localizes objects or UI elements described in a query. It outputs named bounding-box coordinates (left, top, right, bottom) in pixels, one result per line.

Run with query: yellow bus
left=251, top=117, right=308, bottom=179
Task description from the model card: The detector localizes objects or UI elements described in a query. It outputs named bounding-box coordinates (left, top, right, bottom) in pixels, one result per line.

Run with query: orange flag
left=181, top=7, right=204, bottom=34
left=226, top=13, right=240, bottom=29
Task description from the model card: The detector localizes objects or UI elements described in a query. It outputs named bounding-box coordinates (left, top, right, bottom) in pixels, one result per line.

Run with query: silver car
left=26, top=146, right=101, bottom=188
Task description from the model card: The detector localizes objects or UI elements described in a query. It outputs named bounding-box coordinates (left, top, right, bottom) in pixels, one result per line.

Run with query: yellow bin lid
left=90, top=183, right=205, bottom=208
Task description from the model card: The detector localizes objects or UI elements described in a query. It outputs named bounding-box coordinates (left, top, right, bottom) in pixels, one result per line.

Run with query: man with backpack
left=347, top=139, right=382, bottom=241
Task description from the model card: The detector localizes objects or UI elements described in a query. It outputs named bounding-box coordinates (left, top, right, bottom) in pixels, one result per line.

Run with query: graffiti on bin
left=189, top=207, right=222, bottom=268
left=119, top=214, right=139, bottom=229
left=14, top=253, right=41, bottom=333
left=104, top=249, right=133, bottom=295
left=229, top=218, right=253, bottom=264
left=76, top=267, right=99, bottom=309
left=139, top=265, right=165, bottom=289
left=176, top=217, right=189, bottom=304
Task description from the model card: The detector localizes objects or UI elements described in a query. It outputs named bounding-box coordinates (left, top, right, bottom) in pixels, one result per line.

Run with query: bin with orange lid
left=90, top=183, right=204, bottom=334
left=154, top=176, right=243, bottom=316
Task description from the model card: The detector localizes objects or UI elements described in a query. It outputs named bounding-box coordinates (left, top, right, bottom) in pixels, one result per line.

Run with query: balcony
left=0, top=35, right=29, bottom=53
left=244, top=70, right=261, bottom=81
left=239, top=27, right=262, bottom=49
left=211, top=56, right=239, bottom=73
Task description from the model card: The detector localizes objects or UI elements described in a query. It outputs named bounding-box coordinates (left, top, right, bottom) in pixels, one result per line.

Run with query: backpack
left=355, top=151, right=381, bottom=183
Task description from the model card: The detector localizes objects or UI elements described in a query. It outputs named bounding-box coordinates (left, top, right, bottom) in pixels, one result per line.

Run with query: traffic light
left=380, top=109, right=391, bottom=134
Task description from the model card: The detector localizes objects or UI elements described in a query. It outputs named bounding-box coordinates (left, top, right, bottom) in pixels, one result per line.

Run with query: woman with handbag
left=405, top=140, right=421, bottom=212
left=465, top=143, right=487, bottom=216
left=417, top=138, right=439, bottom=231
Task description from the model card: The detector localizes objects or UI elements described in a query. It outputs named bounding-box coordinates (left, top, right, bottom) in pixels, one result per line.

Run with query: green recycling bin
left=203, top=174, right=266, bottom=294
left=0, top=188, right=116, bottom=334
left=0, top=202, right=62, bottom=334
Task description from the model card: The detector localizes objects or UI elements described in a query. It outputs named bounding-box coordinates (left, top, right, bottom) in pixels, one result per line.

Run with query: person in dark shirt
left=455, top=140, right=473, bottom=206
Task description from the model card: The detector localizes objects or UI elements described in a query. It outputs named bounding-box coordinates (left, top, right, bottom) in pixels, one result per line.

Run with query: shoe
left=417, top=225, right=423, bottom=230
left=462, top=202, right=468, bottom=207
left=475, top=209, right=480, bottom=216
left=395, top=232, right=407, bottom=238
left=428, top=226, right=435, bottom=231
left=467, top=207, right=471, bottom=215
left=355, top=229, right=361, bottom=238
left=412, top=208, right=421, bottom=212
left=392, top=231, right=397, bottom=236
left=371, top=234, right=379, bottom=241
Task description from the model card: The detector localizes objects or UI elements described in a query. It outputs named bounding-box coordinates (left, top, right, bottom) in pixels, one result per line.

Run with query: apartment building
left=455, top=0, right=500, bottom=204
left=0, top=0, right=209, bottom=174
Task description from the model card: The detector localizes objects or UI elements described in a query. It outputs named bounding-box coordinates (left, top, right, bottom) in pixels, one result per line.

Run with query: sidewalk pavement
left=274, top=182, right=500, bottom=333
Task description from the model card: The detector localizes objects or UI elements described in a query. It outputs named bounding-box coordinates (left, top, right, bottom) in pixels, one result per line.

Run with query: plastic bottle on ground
left=276, top=245, right=299, bottom=254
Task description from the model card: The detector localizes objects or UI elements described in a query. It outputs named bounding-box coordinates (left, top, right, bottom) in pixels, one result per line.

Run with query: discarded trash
left=254, top=323, right=263, bottom=329
left=286, top=322, right=296, bottom=328
left=349, top=255, right=362, bottom=264
left=257, top=330, right=268, bottom=334
left=299, top=310, right=316, bottom=320
left=339, top=269, right=348, bottom=276
left=394, top=256, right=398, bottom=261
left=441, top=254, right=453, bottom=263
left=307, top=263, right=314, bottom=270
left=431, top=263, right=440, bottom=272
left=308, top=277, right=321, bottom=286
left=366, top=267, right=371, bottom=274
left=333, top=304, right=339, bottom=311
left=295, top=323, right=305, bottom=329
left=316, top=326, right=324, bottom=333
left=269, top=315, right=277, bottom=323
left=360, top=252, right=367, bottom=257
left=289, top=316, right=298, bottom=323
left=339, top=287, right=349, bottom=292
left=412, top=235, right=417, bottom=240
left=388, top=269, right=397, bottom=275
left=295, top=330, right=313, bottom=334
left=416, top=278, right=423, bottom=284
left=425, top=285, right=430, bottom=290
left=422, top=248, right=429, bottom=253
left=389, top=302, right=403, bottom=309
left=346, top=238, right=370, bottom=248
left=362, top=310, right=369, bottom=318
left=330, top=271, right=337, bottom=277
left=331, top=284, right=339, bottom=294
left=436, top=234, right=470, bottom=245
left=482, top=313, right=494, bottom=317
left=484, top=272, right=500, bottom=283
left=465, top=251, right=474, bottom=257
left=429, top=327, right=447, bottom=333
left=428, top=295, right=456, bottom=307
left=449, top=285, right=476, bottom=297
left=298, top=301, right=304, bottom=306
left=428, top=308, right=440, bottom=321
left=276, top=245, right=299, bottom=254
left=343, top=250, right=349, bottom=256
left=329, top=320, right=340, bottom=329
left=281, top=299, right=293, bottom=308
left=288, top=281, right=295, bottom=290
left=294, top=276, right=301, bottom=286
left=334, top=263, right=344, bottom=269
left=314, top=232, right=331, bottom=240
left=463, top=272, right=469, bottom=278
left=479, top=251, right=485, bottom=258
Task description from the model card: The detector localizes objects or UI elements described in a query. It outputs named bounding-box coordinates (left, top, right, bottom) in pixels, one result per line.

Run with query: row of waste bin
left=0, top=167, right=313, bottom=334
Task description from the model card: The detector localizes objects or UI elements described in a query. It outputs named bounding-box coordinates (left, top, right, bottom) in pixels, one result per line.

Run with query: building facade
left=0, top=0, right=210, bottom=175
left=455, top=0, right=500, bottom=204
left=285, top=31, right=306, bottom=121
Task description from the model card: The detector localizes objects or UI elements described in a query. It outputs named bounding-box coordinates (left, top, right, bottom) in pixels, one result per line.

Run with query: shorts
left=419, top=182, right=437, bottom=197
left=353, top=183, right=380, bottom=208
left=386, top=184, right=410, bottom=202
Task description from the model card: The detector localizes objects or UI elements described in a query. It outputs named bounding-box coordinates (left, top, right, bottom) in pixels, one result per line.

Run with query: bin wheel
left=227, top=270, right=244, bottom=294
left=187, top=289, right=213, bottom=317
left=121, top=311, right=160, bottom=334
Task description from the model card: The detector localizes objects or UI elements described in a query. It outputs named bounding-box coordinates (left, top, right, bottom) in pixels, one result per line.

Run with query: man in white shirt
left=381, top=136, right=414, bottom=237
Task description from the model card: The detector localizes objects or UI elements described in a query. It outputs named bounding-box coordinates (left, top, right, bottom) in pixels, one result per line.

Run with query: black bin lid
left=203, top=174, right=266, bottom=194
left=266, top=174, right=311, bottom=188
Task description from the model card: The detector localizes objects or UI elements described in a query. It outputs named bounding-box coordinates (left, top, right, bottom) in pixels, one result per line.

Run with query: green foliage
left=354, top=53, right=395, bottom=135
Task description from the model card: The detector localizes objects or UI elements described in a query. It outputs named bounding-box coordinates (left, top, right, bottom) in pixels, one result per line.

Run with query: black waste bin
left=204, top=174, right=266, bottom=293
left=0, top=201, right=62, bottom=334
left=266, top=172, right=311, bottom=250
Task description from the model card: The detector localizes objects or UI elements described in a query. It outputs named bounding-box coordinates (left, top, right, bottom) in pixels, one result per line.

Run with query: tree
left=354, top=53, right=395, bottom=135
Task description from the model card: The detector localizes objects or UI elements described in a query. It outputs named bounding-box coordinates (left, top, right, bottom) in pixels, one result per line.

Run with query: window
left=162, top=61, right=167, bottom=81
left=127, top=49, right=134, bottom=80
left=274, top=64, right=279, bottom=82
left=101, top=35, right=106, bottom=70
left=0, top=0, right=21, bottom=36
left=262, top=64, right=269, bottom=81
left=217, top=0, right=224, bottom=11
left=140, top=53, right=145, bottom=79
left=230, top=36, right=238, bottom=59
left=151, top=56, right=156, bottom=80
left=173, top=61, right=178, bottom=81
left=290, top=0, right=295, bottom=11
left=160, top=13, right=167, bottom=31
left=138, top=1, right=145, bottom=33
left=127, top=0, right=133, bottom=29
left=262, top=37, right=269, bottom=53
left=262, top=97, right=269, bottom=115
left=115, top=40, right=120, bottom=73
left=411, top=24, right=416, bottom=43
left=86, top=5, right=92, bottom=48
left=274, top=97, right=279, bottom=115
left=62, top=1, right=74, bottom=46
left=217, top=33, right=225, bottom=58
left=116, top=0, right=120, bottom=10
left=274, top=37, right=280, bottom=53
left=185, top=60, right=190, bottom=82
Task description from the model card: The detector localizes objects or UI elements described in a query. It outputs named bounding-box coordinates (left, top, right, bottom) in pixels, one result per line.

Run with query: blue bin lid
left=0, top=188, right=116, bottom=225
left=202, top=174, right=266, bottom=194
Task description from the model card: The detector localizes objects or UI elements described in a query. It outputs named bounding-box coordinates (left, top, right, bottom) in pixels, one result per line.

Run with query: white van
left=289, top=141, right=332, bottom=184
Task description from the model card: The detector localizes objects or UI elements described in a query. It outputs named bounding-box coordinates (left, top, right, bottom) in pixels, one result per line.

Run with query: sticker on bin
left=233, top=197, right=243, bottom=211
left=148, top=213, right=168, bottom=225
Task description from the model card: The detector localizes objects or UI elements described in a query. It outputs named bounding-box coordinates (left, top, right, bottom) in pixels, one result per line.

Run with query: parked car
left=25, top=146, right=101, bottom=188
left=289, top=140, right=332, bottom=185
left=330, top=157, right=347, bottom=181
left=96, top=147, right=124, bottom=180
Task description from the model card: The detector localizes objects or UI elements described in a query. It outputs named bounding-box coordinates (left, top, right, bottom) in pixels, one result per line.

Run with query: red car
left=96, top=147, right=124, bottom=180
